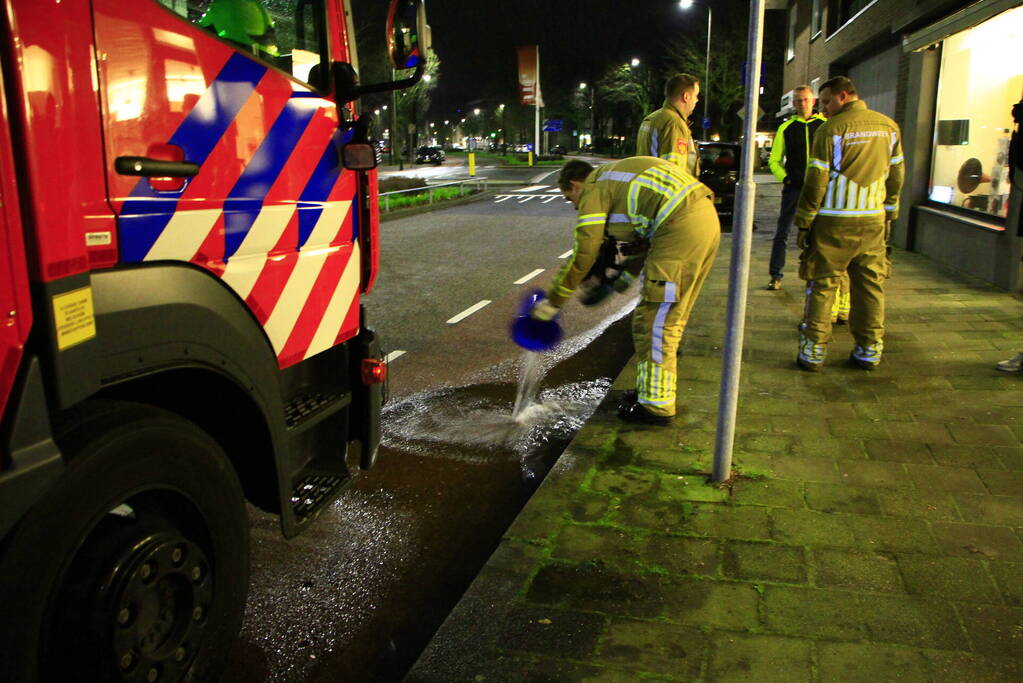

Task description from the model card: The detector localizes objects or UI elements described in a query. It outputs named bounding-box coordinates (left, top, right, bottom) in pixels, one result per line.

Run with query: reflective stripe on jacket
left=795, top=100, right=904, bottom=227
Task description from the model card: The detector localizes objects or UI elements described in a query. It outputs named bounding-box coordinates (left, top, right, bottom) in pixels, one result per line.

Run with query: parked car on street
left=698, top=141, right=741, bottom=229
left=416, top=146, right=445, bottom=164
left=549, top=144, right=566, bottom=155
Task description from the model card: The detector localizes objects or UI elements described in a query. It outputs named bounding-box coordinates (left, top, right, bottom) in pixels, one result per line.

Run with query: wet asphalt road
left=223, top=162, right=639, bottom=682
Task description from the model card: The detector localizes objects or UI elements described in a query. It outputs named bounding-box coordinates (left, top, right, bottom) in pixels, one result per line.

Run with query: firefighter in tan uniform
left=637, top=73, right=701, bottom=175
left=530, top=158, right=720, bottom=424
left=794, top=76, right=904, bottom=371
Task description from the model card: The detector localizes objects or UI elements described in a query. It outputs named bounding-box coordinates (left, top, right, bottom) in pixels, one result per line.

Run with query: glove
left=796, top=229, right=809, bottom=249
left=529, top=298, right=560, bottom=321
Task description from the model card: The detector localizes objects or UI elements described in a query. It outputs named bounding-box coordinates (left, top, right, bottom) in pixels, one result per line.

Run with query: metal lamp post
left=579, top=82, right=594, bottom=150
left=680, top=0, right=712, bottom=140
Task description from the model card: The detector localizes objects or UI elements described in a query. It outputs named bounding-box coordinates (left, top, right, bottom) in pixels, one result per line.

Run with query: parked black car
left=415, top=146, right=445, bottom=165
left=698, top=142, right=741, bottom=229
left=548, top=144, right=567, bottom=155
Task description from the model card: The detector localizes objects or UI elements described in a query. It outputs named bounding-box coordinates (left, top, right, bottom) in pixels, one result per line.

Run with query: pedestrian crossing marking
left=513, top=185, right=549, bottom=192
left=493, top=194, right=568, bottom=204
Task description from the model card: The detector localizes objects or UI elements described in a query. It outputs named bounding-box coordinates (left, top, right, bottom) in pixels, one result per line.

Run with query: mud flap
left=350, top=319, right=383, bottom=470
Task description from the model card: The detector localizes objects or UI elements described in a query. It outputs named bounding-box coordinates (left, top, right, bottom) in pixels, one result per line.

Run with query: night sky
left=423, top=0, right=705, bottom=110
left=353, top=0, right=747, bottom=118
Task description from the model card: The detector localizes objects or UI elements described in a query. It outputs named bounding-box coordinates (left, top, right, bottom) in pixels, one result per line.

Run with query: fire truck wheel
left=0, top=400, right=250, bottom=683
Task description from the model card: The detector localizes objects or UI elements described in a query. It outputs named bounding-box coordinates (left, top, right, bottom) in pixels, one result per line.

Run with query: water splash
left=382, top=373, right=610, bottom=481
left=512, top=351, right=544, bottom=419
left=382, top=300, right=633, bottom=480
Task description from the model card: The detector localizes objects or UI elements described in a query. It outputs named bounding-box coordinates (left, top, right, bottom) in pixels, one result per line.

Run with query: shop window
left=827, top=0, right=876, bottom=36
left=154, top=0, right=329, bottom=91
left=929, top=6, right=1023, bottom=219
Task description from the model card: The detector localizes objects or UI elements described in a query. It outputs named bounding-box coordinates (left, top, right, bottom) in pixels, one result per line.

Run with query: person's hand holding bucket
left=510, top=289, right=563, bottom=351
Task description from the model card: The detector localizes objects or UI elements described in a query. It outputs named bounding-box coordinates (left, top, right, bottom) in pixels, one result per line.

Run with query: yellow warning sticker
left=52, top=286, right=97, bottom=350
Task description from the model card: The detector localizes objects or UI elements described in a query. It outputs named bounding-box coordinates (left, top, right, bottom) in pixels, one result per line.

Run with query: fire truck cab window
left=155, top=0, right=329, bottom=91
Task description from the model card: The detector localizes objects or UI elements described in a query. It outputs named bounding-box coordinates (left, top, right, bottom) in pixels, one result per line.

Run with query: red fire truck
left=0, top=0, right=429, bottom=680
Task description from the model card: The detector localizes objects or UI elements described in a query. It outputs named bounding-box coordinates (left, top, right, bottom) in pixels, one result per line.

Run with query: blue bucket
left=510, top=289, right=563, bottom=351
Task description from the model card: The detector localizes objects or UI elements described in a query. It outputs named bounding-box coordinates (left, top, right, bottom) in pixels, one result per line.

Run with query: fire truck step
left=284, top=390, right=351, bottom=431
left=290, top=473, right=348, bottom=519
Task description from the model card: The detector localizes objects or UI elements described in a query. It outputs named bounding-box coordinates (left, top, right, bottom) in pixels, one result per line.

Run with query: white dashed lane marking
left=513, top=185, right=549, bottom=192
left=513, top=269, right=545, bottom=285
left=446, top=300, right=492, bottom=324
left=559, top=250, right=573, bottom=259
left=384, top=350, right=406, bottom=363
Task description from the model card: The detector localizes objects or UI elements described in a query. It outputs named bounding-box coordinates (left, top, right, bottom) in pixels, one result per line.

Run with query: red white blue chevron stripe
left=116, top=54, right=362, bottom=369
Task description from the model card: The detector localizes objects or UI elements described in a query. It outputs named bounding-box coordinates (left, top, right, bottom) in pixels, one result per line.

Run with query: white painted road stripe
left=384, top=350, right=406, bottom=363
left=513, top=269, right=545, bottom=285
left=517, top=196, right=535, bottom=203
left=559, top=250, right=573, bottom=259
left=494, top=195, right=513, bottom=203
left=531, top=169, right=559, bottom=183
left=513, top=185, right=548, bottom=193
left=446, top=300, right=492, bottom=324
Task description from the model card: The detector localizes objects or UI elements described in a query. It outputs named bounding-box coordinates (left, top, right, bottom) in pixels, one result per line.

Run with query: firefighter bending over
left=794, top=76, right=904, bottom=371
left=530, top=158, right=720, bottom=424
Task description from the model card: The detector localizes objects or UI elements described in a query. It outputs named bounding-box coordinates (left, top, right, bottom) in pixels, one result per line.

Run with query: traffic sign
left=543, top=119, right=563, bottom=132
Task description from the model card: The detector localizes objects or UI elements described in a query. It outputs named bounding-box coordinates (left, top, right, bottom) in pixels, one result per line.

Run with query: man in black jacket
left=767, top=85, right=825, bottom=290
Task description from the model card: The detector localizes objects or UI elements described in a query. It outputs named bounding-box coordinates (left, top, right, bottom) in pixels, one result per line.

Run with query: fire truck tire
left=0, top=400, right=250, bottom=683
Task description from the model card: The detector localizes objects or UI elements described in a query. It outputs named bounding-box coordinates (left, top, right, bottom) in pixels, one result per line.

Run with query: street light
left=679, top=0, right=712, bottom=140
left=630, top=57, right=640, bottom=68
left=473, top=108, right=480, bottom=115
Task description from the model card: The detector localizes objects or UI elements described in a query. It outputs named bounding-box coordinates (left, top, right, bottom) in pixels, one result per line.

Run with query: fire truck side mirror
left=342, top=143, right=379, bottom=171
left=330, top=0, right=431, bottom=105
left=387, top=0, right=431, bottom=70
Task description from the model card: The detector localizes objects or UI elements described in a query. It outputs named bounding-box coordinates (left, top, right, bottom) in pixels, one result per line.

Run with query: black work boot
left=617, top=393, right=673, bottom=425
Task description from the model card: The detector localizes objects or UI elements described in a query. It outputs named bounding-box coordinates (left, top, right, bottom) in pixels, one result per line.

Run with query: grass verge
left=379, top=186, right=476, bottom=211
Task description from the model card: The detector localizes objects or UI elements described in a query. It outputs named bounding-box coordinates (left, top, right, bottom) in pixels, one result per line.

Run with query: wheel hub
left=107, top=535, right=212, bottom=682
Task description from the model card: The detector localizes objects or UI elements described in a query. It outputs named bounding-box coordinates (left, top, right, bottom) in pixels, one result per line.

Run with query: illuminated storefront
left=927, top=6, right=1022, bottom=221
left=902, top=0, right=1023, bottom=291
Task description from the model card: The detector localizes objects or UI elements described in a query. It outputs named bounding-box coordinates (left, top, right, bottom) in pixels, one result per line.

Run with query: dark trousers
left=769, top=183, right=802, bottom=280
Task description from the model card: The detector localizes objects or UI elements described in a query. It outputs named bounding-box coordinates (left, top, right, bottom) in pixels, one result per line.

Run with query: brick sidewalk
left=409, top=186, right=1023, bottom=682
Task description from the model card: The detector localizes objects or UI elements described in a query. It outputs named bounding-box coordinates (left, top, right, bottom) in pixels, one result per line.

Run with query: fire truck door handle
left=114, top=156, right=200, bottom=178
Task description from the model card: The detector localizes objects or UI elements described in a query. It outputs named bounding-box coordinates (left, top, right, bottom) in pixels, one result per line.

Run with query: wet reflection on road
left=383, top=376, right=611, bottom=481
left=229, top=298, right=638, bottom=682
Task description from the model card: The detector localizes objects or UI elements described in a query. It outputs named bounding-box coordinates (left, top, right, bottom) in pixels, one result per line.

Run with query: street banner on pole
left=516, top=46, right=544, bottom=106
